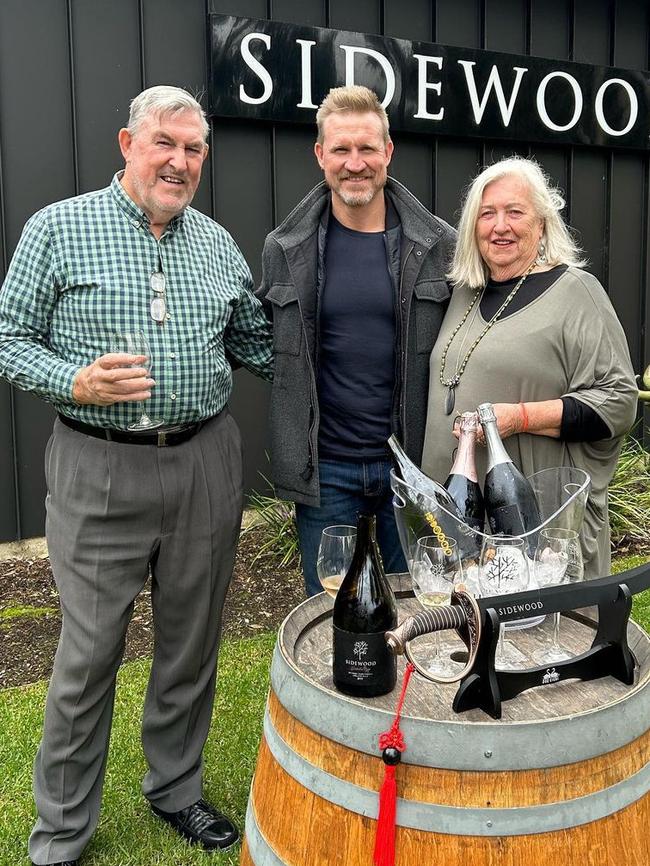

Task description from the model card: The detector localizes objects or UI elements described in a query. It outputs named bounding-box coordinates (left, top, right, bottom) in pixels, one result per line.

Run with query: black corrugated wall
left=0, top=0, right=648, bottom=541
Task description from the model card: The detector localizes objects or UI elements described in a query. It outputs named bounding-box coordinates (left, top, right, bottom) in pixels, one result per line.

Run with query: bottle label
left=333, top=626, right=392, bottom=686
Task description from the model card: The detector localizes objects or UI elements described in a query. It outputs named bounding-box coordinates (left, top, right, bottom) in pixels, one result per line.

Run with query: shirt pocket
left=414, top=279, right=451, bottom=354
left=266, top=283, right=302, bottom=356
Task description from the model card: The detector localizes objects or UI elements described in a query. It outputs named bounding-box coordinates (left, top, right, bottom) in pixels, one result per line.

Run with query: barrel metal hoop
left=263, top=707, right=650, bottom=837
left=245, top=798, right=287, bottom=866
left=271, top=621, right=650, bottom=770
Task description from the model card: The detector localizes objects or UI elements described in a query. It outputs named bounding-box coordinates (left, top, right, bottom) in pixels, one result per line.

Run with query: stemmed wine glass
left=478, top=535, right=529, bottom=668
left=534, top=528, right=583, bottom=663
left=317, top=525, right=356, bottom=664
left=110, top=330, right=163, bottom=430
left=411, top=535, right=463, bottom=677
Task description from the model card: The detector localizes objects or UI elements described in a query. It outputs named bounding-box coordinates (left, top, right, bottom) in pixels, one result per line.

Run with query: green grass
left=1, top=553, right=649, bottom=865
left=612, top=552, right=650, bottom=634
left=0, top=632, right=275, bottom=866
left=0, top=605, right=58, bottom=624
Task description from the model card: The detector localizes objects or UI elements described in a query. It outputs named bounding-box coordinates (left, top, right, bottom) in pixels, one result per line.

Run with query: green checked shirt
left=0, top=173, right=273, bottom=429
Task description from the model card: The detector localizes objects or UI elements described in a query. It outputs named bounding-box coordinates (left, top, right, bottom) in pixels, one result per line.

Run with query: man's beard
left=332, top=174, right=385, bottom=208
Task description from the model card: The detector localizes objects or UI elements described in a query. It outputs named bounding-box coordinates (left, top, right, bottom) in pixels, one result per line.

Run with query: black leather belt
left=57, top=413, right=209, bottom=447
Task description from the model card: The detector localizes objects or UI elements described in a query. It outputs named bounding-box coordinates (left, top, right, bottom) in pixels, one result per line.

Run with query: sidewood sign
left=208, top=14, right=650, bottom=150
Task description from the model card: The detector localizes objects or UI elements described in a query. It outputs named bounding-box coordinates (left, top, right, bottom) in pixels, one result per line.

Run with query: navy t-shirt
left=317, top=216, right=396, bottom=458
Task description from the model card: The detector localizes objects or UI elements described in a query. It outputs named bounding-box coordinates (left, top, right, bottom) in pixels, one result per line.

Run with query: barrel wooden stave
left=246, top=739, right=650, bottom=866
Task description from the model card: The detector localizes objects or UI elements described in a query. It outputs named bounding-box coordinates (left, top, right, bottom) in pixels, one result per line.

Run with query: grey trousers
left=29, top=411, right=243, bottom=865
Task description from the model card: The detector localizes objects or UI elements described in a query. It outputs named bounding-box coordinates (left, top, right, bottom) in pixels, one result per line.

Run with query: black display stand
left=452, top=583, right=637, bottom=719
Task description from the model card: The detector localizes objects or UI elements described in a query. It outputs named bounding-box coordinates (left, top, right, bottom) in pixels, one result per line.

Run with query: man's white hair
left=449, top=155, right=587, bottom=289
left=127, top=85, right=209, bottom=141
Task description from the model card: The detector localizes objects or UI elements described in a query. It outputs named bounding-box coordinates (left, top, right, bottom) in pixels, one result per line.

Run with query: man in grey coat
left=257, top=85, right=456, bottom=595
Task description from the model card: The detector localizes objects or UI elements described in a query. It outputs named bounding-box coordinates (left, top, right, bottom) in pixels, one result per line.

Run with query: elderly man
left=257, top=85, right=456, bottom=595
left=0, top=85, right=272, bottom=865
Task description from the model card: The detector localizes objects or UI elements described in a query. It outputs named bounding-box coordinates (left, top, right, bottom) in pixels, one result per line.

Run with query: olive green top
left=422, top=267, right=638, bottom=578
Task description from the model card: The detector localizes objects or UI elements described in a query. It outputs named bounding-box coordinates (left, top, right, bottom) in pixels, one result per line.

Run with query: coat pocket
left=414, top=279, right=451, bottom=353
left=266, top=283, right=302, bottom=356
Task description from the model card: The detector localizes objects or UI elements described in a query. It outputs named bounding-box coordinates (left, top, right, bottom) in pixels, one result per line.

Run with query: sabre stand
left=453, top=583, right=636, bottom=719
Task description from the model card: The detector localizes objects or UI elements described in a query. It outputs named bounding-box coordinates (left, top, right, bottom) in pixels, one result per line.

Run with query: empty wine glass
left=110, top=330, right=163, bottom=430
left=478, top=535, right=529, bottom=668
left=534, top=528, right=581, bottom=663
left=411, top=535, right=463, bottom=676
left=317, top=525, right=356, bottom=664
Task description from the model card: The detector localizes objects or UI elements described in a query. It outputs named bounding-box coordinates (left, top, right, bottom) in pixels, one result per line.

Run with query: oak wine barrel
left=241, top=575, right=650, bottom=866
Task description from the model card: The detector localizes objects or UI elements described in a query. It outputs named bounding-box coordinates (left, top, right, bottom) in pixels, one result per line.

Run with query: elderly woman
left=421, top=156, right=637, bottom=578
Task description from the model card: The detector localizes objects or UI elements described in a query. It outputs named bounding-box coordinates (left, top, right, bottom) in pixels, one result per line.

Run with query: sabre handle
left=385, top=605, right=468, bottom=655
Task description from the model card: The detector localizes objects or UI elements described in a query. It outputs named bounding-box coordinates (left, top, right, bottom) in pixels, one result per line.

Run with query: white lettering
left=595, top=78, right=638, bottom=137
left=239, top=33, right=273, bottom=105
left=340, top=44, right=396, bottom=108
left=296, top=39, right=317, bottom=109
left=536, top=71, right=583, bottom=131
left=457, top=61, right=528, bottom=126
left=498, top=601, right=543, bottom=616
left=413, top=54, right=444, bottom=120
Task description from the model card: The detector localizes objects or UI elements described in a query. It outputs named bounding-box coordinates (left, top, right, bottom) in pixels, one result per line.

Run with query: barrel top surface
left=271, top=574, right=650, bottom=768
left=280, top=575, right=650, bottom=724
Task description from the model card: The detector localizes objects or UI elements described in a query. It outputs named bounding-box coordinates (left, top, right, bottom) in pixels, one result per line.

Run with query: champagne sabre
left=385, top=560, right=650, bottom=687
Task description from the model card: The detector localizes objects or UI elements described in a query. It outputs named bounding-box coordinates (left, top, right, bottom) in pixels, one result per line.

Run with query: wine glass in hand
left=534, top=528, right=580, bottom=663
left=110, top=330, right=163, bottom=430
left=412, top=535, right=463, bottom=677
left=478, top=535, right=529, bottom=668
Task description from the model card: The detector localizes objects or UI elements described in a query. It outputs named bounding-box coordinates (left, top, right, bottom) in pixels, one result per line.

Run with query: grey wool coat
left=257, top=177, right=457, bottom=507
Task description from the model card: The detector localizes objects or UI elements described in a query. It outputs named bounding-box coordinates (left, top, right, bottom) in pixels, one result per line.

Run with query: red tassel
left=373, top=662, right=415, bottom=866
left=373, top=765, right=397, bottom=866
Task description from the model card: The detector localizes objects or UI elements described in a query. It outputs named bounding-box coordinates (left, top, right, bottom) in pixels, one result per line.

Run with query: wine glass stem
left=497, top=624, right=506, bottom=666
left=551, top=612, right=561, bottom=650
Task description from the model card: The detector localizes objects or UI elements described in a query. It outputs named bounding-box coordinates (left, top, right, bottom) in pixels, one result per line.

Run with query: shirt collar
left=110, top=171, right=185, bottom=234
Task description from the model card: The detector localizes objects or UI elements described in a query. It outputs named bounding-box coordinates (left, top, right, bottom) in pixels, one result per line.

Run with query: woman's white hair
left=127, top=85, right=209, bottom=141
left=449, top=156, right=587, bottom=289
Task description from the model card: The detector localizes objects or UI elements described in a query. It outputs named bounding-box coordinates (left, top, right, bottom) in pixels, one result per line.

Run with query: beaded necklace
left=439, top=260, right=536, bottom=415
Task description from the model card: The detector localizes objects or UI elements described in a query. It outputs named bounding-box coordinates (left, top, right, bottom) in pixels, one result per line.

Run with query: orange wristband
left=519, top=402, right=529, bottom=433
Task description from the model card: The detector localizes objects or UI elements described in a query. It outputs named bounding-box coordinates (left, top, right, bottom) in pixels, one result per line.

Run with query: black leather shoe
left=151, top=798, right=239, bottom=851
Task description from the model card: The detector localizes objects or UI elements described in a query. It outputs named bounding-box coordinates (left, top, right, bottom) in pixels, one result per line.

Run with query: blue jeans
left=295, top=457, right=407, bottom=597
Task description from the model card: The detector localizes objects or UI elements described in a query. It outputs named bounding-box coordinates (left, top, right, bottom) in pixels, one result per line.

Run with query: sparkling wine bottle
left=478, top=402, right=541, bottom=544
left=332, top=513, right=397, bottom=698
left=444, top=412, right=485, bottom=533
left=388, top=434, right=481, bottom=560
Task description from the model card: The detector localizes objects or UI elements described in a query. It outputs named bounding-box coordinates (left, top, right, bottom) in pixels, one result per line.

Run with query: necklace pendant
left=445, top=385, right=456, bottom=416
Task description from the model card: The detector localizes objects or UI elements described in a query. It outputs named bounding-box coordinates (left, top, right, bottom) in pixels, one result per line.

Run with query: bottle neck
left=482, top=418, right=513, bottom=472
left=357, top=512, right=375, bottom=540
left=450, top=419, right=479, bottom=482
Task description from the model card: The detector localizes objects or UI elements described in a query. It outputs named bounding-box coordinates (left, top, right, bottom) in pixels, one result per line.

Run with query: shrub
left=609, top=430, right=650, bottom=548
left=243, top=475, right=300, bottom=568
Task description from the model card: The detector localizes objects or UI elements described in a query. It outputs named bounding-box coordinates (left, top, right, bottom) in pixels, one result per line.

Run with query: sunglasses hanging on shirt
left=150, top=271, right=166, bottom=323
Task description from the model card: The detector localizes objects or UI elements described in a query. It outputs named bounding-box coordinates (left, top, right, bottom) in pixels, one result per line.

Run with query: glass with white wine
left=316, top=525, right=357, bottom=666
left=411, top=535, right=463, bottom=676
left=317, top=525, right=357, bottom=599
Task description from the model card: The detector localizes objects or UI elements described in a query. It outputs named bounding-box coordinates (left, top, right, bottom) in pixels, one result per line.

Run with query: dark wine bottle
left=444, top=412, right=485, bottom=533
left=387, top=434, right=480, bottom=560
left=478, top=402, right=541, bottom=543
left=332, top=513, right=397, bottom=698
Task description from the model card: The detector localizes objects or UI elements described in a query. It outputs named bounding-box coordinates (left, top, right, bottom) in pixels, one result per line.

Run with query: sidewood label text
left=209, top=14, right=650, bottom=150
